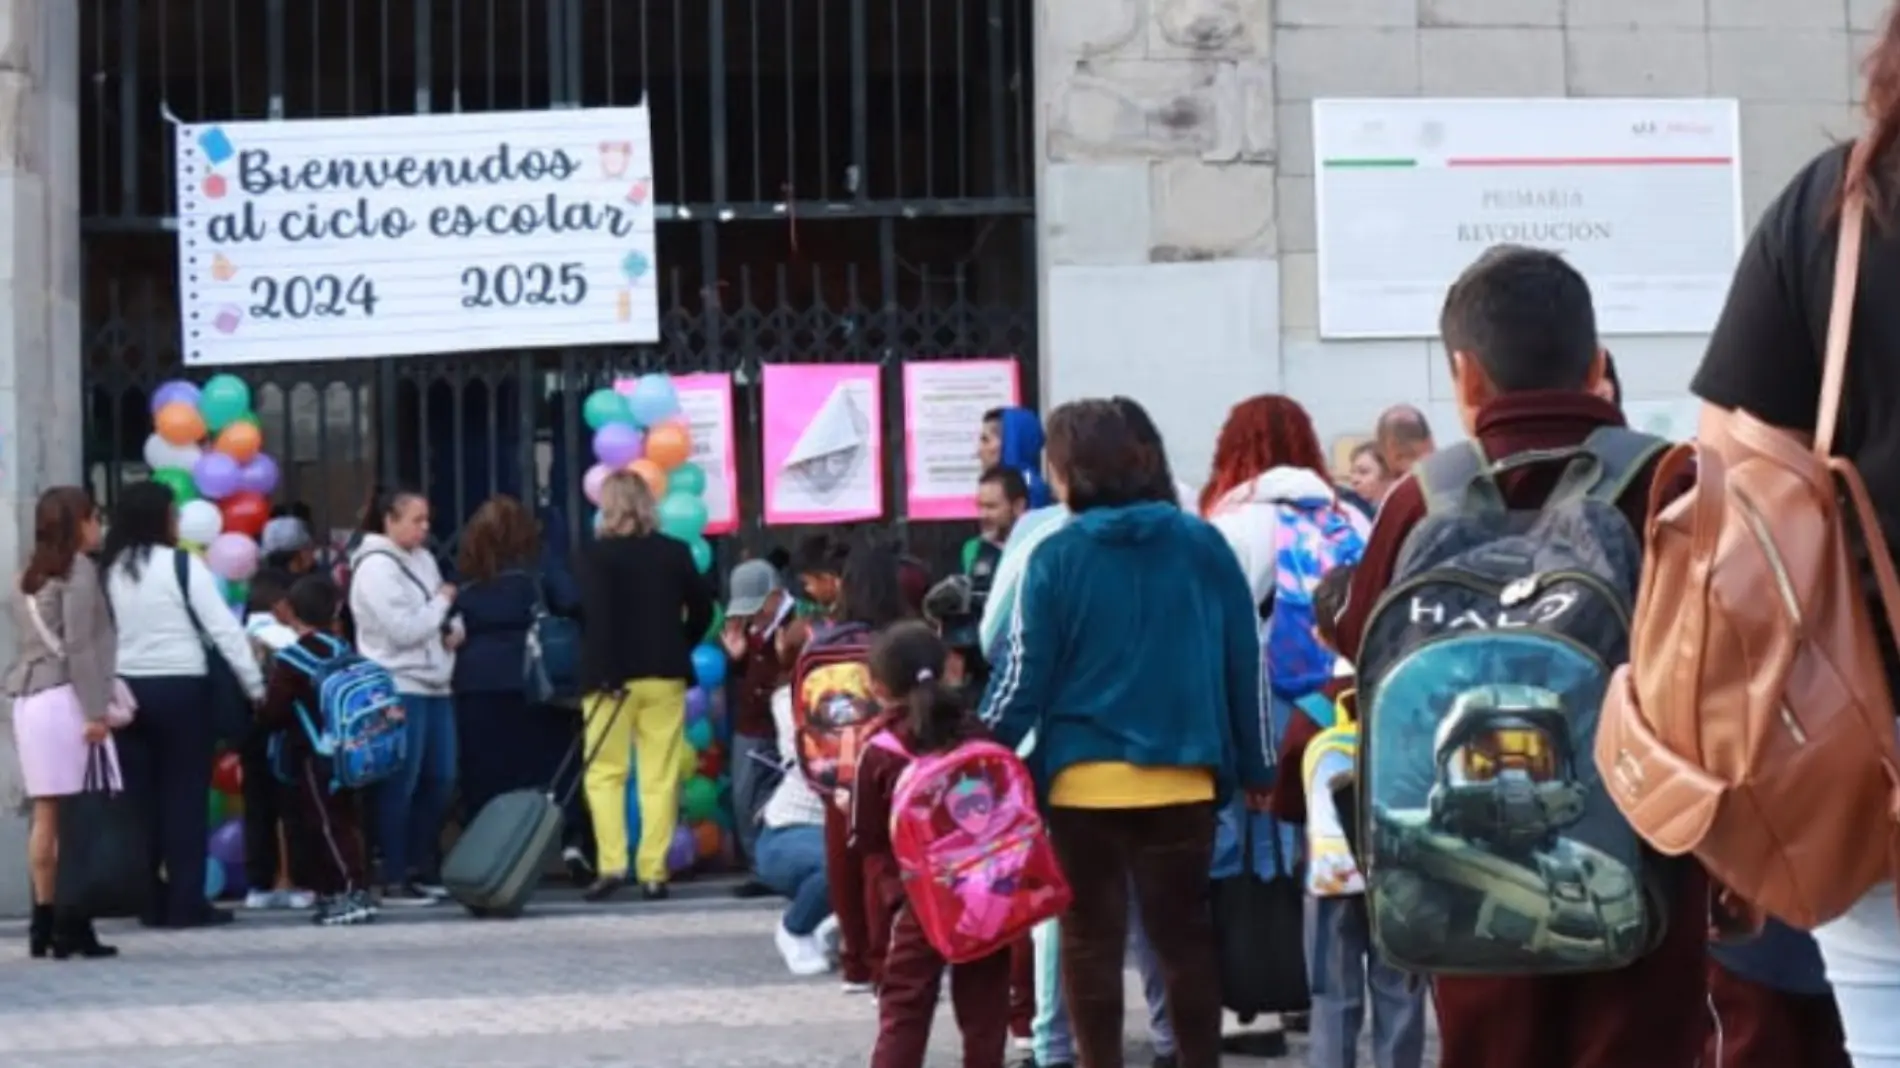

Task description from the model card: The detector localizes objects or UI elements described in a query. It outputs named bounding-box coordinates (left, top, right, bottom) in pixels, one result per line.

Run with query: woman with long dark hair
left=105, top=480, right=264, bottom=929
left=7, top=487, right=119, bottom=958
left=980, top=399, right=1271, bottom=1068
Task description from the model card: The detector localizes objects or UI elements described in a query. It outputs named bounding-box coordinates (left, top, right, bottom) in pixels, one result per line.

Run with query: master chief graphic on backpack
left=269, top=633, right=408, bottom=793
left=1355, top=428, right=1669, bottom=976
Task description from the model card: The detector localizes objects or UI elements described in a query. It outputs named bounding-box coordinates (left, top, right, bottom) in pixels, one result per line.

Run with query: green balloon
left=200, top=374, right=252, bottom=432
left=702, top=603, right=726, bottom=644
left=658, top=491, right=709, bottom=540
left=670, top=462, right=707, bottom=497
left=207, top=789, right=226, bottom=827
left=687, top=535, right=713, bottom=574
left=582, top=388, right=634, bottom=430
left=151, top=467, right=198, bottom=504
left=680, top=775, right=720, bottom=823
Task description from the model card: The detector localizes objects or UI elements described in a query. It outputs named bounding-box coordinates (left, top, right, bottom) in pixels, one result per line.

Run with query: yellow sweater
left=1050, top=762, right=1215, bottom=809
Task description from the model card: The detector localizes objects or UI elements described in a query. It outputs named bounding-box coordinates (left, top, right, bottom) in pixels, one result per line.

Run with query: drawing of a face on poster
left=782, top=383, right=871, bottom=501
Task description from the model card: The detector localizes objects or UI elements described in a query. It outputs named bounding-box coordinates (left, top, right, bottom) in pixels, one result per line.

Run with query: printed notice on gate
left=903, top=360, right=1021, bottom=521
left=173, top=107, right=661, bottom=365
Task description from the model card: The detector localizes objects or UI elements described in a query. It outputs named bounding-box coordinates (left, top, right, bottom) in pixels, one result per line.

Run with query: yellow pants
left=582, top=679, right=687, bottom=883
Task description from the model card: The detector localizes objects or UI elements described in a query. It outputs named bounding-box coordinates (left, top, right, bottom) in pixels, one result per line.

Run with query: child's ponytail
left=869, top=620, right=973, bottom=753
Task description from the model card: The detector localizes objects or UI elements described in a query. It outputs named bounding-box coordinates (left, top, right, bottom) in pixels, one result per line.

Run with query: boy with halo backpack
left=853, top=622, right=1070, bottom=1068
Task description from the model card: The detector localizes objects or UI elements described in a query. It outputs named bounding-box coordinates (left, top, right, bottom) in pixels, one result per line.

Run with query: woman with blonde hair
left=577, top=471, right=714, bottom=901
left=7, top=487, right=120, bottom=958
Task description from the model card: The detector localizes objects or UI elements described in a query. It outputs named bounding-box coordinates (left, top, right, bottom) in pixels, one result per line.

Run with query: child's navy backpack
left=271, top=633, right=408, bottom=792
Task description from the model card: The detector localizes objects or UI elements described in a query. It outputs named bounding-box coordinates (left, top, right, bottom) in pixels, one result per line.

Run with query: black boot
left=27, top=904, right=54, bottom=958
left=51, top=912, right=118, bottom=960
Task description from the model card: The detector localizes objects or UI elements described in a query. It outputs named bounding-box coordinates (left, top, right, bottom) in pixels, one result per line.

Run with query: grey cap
left=725, top=559, right=783, bottom=617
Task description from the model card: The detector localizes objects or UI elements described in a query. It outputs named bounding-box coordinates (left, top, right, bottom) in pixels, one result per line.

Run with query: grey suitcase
left=441, top=692, right=627, bottom=917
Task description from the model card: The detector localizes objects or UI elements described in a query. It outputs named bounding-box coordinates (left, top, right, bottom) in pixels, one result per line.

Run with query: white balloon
left=177, top=499, right=224, bottom=544
left=143, top=433, right=203, bottom=471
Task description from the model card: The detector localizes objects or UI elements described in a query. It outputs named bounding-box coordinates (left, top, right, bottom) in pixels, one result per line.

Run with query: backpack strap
left=1575, top=426, right=1671, bottom=508
left=1294, top=693, right=1336, bottom=730
left=1414, top=441, right=1501, bottom=516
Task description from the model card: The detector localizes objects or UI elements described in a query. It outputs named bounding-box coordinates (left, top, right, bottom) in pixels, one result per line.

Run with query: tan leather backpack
left=1594, top=168, right=1900, bottom=930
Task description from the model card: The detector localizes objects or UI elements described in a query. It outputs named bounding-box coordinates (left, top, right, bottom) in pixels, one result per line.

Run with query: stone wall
left=0, top=0, right=84, bottom=915
left=1038, top=0, right=1871, bottom=484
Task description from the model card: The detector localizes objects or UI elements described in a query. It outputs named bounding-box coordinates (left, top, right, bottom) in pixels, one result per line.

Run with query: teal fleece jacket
left=978, top=501, right=1272, bottom=803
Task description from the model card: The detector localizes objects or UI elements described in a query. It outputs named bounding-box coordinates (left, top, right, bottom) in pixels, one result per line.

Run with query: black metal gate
left=81, top=0, right=1037, bottom=566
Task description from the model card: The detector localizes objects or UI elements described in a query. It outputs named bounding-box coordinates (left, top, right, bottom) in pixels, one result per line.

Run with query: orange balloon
left=644, top=421, right=692, bottom=469
left=215, top=420, right=263, bottom=463
left=694, top=821, right=721, bottom=860
left=625, top=458, right=668, bottom=498
left=155, top=402, right=206, bottom=446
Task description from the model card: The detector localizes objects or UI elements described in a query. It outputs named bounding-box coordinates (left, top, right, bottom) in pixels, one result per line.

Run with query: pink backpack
left=870, top=734, right=1072, bottom=963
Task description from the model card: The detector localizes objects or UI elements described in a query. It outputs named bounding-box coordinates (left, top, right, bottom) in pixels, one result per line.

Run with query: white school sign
left=1312, top=98, right=1743, bottom=339
left=174, top=107, right=661, bottom=365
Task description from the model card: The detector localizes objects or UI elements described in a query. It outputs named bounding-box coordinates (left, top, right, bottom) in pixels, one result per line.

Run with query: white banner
left=1313, top=98, right=1743, bottom=339
left=174, top=107, right=660, bottom=365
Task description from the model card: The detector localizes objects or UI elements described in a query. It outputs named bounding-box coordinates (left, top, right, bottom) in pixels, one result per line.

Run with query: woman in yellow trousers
left=576, top=472, right=714, bottom=901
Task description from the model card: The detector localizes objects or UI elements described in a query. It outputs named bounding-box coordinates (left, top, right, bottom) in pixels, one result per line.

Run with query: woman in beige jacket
left=6, top=486, right=120, bottom=959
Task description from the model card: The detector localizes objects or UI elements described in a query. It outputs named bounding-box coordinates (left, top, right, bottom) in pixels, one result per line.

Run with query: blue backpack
left=270, top=634, right=408, bottom=792
left=1263, top=500, right=1364, bottom=700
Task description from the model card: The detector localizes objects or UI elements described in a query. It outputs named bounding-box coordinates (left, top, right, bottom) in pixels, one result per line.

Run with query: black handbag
left=56, top=743, right=151, bottom=919
left=1211, top=808, right=1311, bottom=1021
left=173, top=549, right=251, bottom=746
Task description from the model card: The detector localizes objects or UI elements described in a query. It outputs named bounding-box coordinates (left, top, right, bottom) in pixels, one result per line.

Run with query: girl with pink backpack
left=853, top=622, right=1071, bottom=1068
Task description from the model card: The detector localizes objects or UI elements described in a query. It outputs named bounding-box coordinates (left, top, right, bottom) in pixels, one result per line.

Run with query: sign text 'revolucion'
left=173, top=106, right=661, bottom=366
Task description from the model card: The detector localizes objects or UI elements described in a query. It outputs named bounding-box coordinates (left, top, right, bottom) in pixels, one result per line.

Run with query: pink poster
left=902, top=359, right=1022, bottom=521
left=761, top=363, right=884, bottom=526
left=614, top=372, right=740, bottom=535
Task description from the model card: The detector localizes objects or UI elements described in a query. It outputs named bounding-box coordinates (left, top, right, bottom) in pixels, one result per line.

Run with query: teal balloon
left=657, top=491, right=709, bottom=540
left=687, top=535, right=713, bottom=574
left=199, top=374, right=252, bottom=432
left=583, top=388, right=634, bottom=430
left=685, top=717, right=714, bottom=752
left=680, top=775, right=719, bottom=823
left=703, top=603, right=726, bottom=644
left=670, top=462, right=707, bottom=497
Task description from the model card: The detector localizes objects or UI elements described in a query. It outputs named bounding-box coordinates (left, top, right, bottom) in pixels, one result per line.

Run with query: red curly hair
left=1199, top=394, right=1333, bottom=515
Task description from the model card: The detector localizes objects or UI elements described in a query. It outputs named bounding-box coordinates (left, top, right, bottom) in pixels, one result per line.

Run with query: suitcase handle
left=549, top=690, right=634, bottom=809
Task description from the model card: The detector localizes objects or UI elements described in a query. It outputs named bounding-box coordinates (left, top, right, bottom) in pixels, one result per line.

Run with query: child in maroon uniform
left=854, top=622, right=1011, bottom=1068
left=258, top=575, right=376, bottom=926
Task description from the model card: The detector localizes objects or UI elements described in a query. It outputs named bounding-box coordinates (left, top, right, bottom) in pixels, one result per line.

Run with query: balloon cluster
left=204, top=751, right=247, bottom=900
left=627, top=646, right=736, bottom=877
left=147, top=374, right=276, bottom=609
left=581, top=376, right=714, bottom=574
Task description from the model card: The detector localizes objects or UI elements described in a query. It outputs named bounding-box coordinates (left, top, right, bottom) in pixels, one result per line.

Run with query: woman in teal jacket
left=980, top=398, right=1271, bottom=1068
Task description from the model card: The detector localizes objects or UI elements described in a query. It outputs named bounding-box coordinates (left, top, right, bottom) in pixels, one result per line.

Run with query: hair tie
left=915, top=667, right=934, bottom=683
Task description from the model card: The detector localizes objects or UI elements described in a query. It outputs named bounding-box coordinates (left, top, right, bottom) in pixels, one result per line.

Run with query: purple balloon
left=666, top=826, right=696, bottom=875
left=593, top=422, right=645, bottom=469
left=237, top=453, right=279, bottom=496
left=220, top=858, right=249, bottom=898
left=684, top=687, right=710, bottom=725
left=192, top=451, right=241, bottom=500
left=206, top=532, right=260, bottom=582
left=150, top=379, right=201, bottom=415
left=208, top=818, right=245, bottom=867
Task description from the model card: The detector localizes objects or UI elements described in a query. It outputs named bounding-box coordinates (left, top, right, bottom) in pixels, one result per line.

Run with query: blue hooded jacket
left=978, top=501, right=1272, bottom=803
left=996, top=407, right=1052, bottom=509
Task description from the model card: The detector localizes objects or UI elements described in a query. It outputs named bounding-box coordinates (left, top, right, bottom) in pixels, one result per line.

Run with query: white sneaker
left=1012, top=1036, right=1034, bottom=1053
left=282, top=889, right=318, bottom=910
left=774, top=922, right=831, bottom=977
left=243, top=889, right=283, bottom=910
left=841, top=980, right=876, bottom=995
left=813, top=915, right=841, bottom=962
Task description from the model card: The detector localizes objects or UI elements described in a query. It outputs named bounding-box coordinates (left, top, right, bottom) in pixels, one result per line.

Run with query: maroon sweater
left=1335, top=391, right=1707, bottom=1068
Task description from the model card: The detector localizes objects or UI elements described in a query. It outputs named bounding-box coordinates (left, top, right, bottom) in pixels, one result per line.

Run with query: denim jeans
left=1305, top=894, right=1426, bottom=1068
left=1815, top=882, right=1900, bottom=1067
left=754, top=824, right=829, bottom=936
left=375, top=692, right=457, bottom=885
left=1032, top=894, right=1177, bottom=1065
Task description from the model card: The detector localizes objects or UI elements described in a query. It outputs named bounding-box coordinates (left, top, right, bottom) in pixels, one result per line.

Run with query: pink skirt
left=12, top=685, right=93, bottom=798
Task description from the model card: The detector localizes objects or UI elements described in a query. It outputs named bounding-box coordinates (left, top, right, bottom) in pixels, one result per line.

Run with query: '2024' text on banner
left=174, top=107, right=661, bottom=365
left=903, top=359, right=1021, bottom=521
left=762, top=363, right=884, bottom=526
left=1312, top=97, right=1743, bottom=339
left=613, top=373, right=740, bottom=537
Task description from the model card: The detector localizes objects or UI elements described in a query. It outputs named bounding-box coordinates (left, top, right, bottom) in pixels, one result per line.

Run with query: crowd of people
left=26, top=19, right=1900, bottom=1068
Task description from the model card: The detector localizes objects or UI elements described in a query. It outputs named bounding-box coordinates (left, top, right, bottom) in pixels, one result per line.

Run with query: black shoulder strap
left=354, top=549, right=432, bottom=597
left=172, top=549, right=212, bottom=645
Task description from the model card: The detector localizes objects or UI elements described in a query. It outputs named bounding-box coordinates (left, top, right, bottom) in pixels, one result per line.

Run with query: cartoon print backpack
left=793, top=622, right=887, bottom=799
left=270, top=633, right=408, bottom=792
left=1264, top=501, right=1364, bottom=699
left=1302, top=690, right=1363, bottom=898
left=870, top=733, right=1071, bottom=963
left=1355, top=427, right=1669, bottom=976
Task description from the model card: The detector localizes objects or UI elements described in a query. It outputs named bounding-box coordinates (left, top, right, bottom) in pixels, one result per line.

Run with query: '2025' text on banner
left=1312, top=97, right=1743, bottom=339
left=174, top=107, right=661, bottom=365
